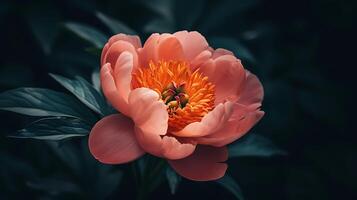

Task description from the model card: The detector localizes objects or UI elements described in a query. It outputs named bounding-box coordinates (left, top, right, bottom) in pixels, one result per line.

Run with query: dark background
left=0, top=0, right=356, bottom=199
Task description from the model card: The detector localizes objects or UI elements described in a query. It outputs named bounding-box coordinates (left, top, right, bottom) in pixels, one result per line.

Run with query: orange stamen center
left=132, top=60, right=215, bottom=132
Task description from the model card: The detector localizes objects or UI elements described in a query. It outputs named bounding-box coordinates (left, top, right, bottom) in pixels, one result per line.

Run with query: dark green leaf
left=10, top=117, right=90, bottom=140
left=96, top=12, right=136, bottom=35
left=229, top=133, right=287, bottom=158
left=91, top=70, right=101, bottom=92
left=65, top=22, right=107, bottom=48
left=165, top=167, right=181, bottom=194
left=50, top=74, right=108, bottom=116
left=0, top=88, right=95, bottom=121
left=216, top=174, right=244, bottom=200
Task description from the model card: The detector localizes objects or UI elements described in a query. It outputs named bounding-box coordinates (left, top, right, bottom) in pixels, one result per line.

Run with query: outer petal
left=196, top=103, right=264, bottom=147
left=100, top=51, right=134, bottom=116
left=168, top=146, right=228, bottom=181
left=103, top=40, right=138, bottom=70
left=211, top=48, right=234, bottom=59
left=138, top=33, right=160, bottom=68
left=173, top=31, right=209, bottom=61
left=173, top=102, right=234, bottom=137
left=139, top=34, right=185, bottom=68
left=129, top=88, right=195, bottom=159
left=199, top=55, right=246, bottom=104
left=157, top=36, right=185, bottom=61
left=101, top=63, right=128, bottom=116
left=101, top=34, right=141, bottom=66
left=190, top=50, right=212, bottom=71
left=88, top=114, right=145, bottom=164
left=108, top=34, right=141, bottom=49
left=238, top=70, right=264, bottom=106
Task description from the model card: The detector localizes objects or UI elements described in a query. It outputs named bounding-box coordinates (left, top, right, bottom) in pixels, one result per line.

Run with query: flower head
left=89, top=31, right=264, bottom=181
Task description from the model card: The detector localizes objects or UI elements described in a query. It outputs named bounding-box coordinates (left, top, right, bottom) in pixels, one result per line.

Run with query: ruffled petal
left=190, top=50, right=212, bottom=71
left=161, top=136, right=196, bottom=160
left=173, top=31, right=209, bottom=61
left=128, top=88, right=196, bottom=159
left=100, top=51, right=134, bottom=116
left=168, top=146, right=228, bottom=181
left=102, top=40, right=138, bottom=70
left=138, top=33, right=160, bottom=68
left=88, top=114, right=145, bottom=164
left=199, top=55, right=246, bottom=104
left=100, top=63, right=129, bottom=116
left=238, top=70, right=264, bottom=106
left=211, top=48, right=234, bottom=59
left=157, top=36, right=185, bottom=61
left=128, top=88, right=168, bottom=156
left=101, top=34, right=141, bottom=66
left=196, top=103, right=264, bottom=147
left=173, top=102, right=234, bottom=137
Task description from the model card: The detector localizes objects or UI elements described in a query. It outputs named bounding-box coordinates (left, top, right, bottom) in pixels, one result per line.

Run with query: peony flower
left=88, top=31, right=264, bottom=181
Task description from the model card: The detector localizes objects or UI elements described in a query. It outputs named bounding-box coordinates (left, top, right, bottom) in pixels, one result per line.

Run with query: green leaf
left=165, top=167, right=181, bottom=194
left=217, top=175, right=244, bottom=200
left=65, top=22, right=107, bottom=48
left=0, top=88, right=95, bottom=121
left=96, top=12, right=136, bottom=35
left=10, top=117, right=90, bottom=140
left=229, top=133, right=287, bottom=158
left=50, top=74, right=108, bottom=116
left=91, top=69, right=101, bottom=92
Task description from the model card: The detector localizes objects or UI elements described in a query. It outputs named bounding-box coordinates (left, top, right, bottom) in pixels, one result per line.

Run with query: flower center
left=132, top=60, right=215, bottom=132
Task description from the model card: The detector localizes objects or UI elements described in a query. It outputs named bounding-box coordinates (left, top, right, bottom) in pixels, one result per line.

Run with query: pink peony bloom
left=88, top=31, right=264, bottom=181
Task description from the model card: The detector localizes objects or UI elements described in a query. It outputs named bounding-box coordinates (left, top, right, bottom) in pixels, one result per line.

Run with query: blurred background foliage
left=0, top=0, right=356, bottom=199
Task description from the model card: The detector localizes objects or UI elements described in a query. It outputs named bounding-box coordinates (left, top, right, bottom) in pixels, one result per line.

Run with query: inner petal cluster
left=132, top=61, right=215, bottom=132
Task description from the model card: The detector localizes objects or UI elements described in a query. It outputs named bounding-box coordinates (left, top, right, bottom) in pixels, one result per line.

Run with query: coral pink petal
left=128, top=88, right=168, bottom=156
left=173, top=102, right=234, bottom=137
left=103, top=40, right=138, bottom=70
left=196, top=103, right=264, bottom=147
left=88, top=114, right=145, bottom=164
left=212, top=48, right=234, bottom=59
left=100, top=63, right=130, bottom=116
left=168, top=146, right=228, bottom=181
left=156, top=36, right=185, bottom=61
left=173, top=31, right=209, bottom=61
left=238, top=70, right=264, bottom=106
left=113, top=51, right=134, bottom=106
left=161, top=136, right=196, bottom=160
left=101, top=34, right=141, bottom=66
left=128, top=88, right=195, bottom=160
left=138, top=33, right=160, bottom=67
left=108, top=34, right=141, bottom=49
left=199, top=55, right=246, bottom=104
left=190, top=50, right=212, bottom=71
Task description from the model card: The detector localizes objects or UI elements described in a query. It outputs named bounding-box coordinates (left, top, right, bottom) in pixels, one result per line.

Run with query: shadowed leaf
left=65, top=22, right=107, bottom=48
left=229, top=133, right=287, bottom=158
left=0, top=88, right=95, bottom=122
left=10, top=117, right=90, bottom=140
left=50, top=74, right=108, bottom=116
left=216, top=174, right=244, bottom=200
left=165, top=167, right=181, bottom=194
left=96, top=12, right=136, bottom=35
